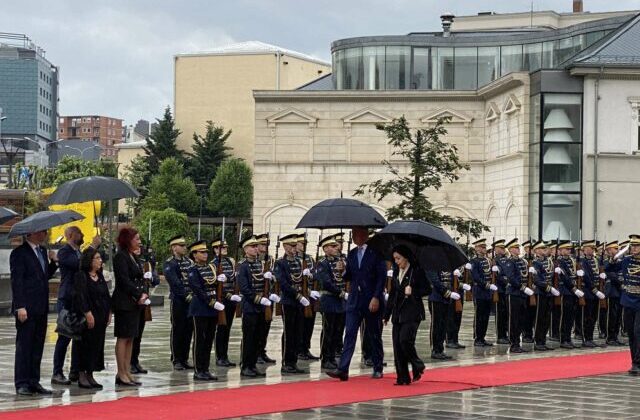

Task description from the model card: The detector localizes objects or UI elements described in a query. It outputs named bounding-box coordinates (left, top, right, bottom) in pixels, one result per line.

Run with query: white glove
left=387, top=270, right=394, bottom=277
left=303, top=268, right=312, bottom=277
left=260, top=297, right=272, bottom=306
left=596, top=291, right=606, bottom=300
left=529, top=267, right=537, bottom=274
left=269, top=293, right=281, bottom=303
left=489, top=284, right=498, bottom=291
left=465, top=263, right=472, bottom=270
left=143, top=298, right=151, bottom=305
left=574, top=289, right=585, bottom=298
left=263, top=271, right=273, bottom=280
left=554, top=267, right=562, bottom=274
left=462, top=283, right=471, bottom=291
left=599, top=273, right=606, bottom=280
left=524, top=287, right=534, bottom=296
left=384, top=293, right=389, bottom=302
left=551, top=287, right=560, bottom=297
left=577, top=269, right=584, bottom=277
left=450, top=292, right=461, bottom=300
left=230, top=294, right=242, bottom=302
left=213, top=301, right=225, bottom=311
left=143, top=271, right=153, bottom=280
left=299, top=296, right=310, bottom=307
left=343, top=292, right=349, bottom=301
left=310, top=290, right=320, bottom=300
left=217, top=274, right=227, bottom=283
left=491, top=265, right=499, bottom=273
left=453, top=269, right=462, bottom=277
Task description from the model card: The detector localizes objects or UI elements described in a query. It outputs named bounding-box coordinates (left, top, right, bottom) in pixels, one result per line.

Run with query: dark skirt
left=113, top=308, right=141, bottom=339
left=78, top=322, right=107, bottom=372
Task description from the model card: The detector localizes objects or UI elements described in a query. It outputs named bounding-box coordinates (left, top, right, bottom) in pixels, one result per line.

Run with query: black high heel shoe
left=115, top=375, right=138, bottom=387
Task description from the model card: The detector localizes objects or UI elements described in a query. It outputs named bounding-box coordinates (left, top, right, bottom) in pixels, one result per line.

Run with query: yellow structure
left=173, top=41, right=330, bottom=165
left=44, top=186, right=101, bottom=245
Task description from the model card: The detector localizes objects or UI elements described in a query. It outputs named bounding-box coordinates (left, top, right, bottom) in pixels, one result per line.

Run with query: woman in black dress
left=384, top=245, right=430, bottom=385
left=111, top=227, right=148, bottom=387
left=73, top=247, right=111, bottom=389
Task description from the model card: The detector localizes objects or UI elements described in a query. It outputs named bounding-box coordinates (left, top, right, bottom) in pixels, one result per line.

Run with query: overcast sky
left=1, top=0, right=638, bottom=126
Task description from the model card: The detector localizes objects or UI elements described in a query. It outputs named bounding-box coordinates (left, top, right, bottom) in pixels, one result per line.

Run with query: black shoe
left=240, top=367, right=257, bottom=377
left=629, top=365, right=640, bottom=376
left=582, top=341, right=597, bottom=348
left=394, top=380, right=411, bottom=385
left=297, top=352, right=309, bottom=361
left=281, top=364, right=307, bottom=374
left=251, top=367, right=267, bottom=377
left=78, top=380, right=94, bottom=389
left=88, top=375, right=103, bottom=390
left=115, top=375, right=138, bottom=387
left=31, top=383, right=52, bottom=395
left=431, top=352, right=453, bottom=360
left=412, top=366, right=425, bottom=382
left=216, top=359, right=234, bottom=367
left=560, top=342, right=575, bottom=349
left=68, top=371, right=79, bottom=383
left=130, top=363, right=148, bottom=374
left=534, top=344, right=548, bottom=351
left=193, top=371, right=215, bottom=381
left=206, top=371, right=218, bottom=381
left=446, top=342, right=461, bottom=349
left=482, top=341, right=494, bottom=347
left=371, top=371, right=383, bottom=379
left=510, top=346, right=525, bottom=353
left=326, top=369, right=348, bottom=381
left=51, top=373, right=71, bottom=385
left=261, top=354, right=276, bottom=364
left=256, top=356, right=265, bottom=364
left=16, top=386, right=34, bottom=396
left=496, top=338, right=510, bottom=345
left=522, top=337, right=534, bottom=344
left=173, top=362, right=188, bottom=371
left=305, top=351, right=320, bottom=361
left=321, top=360, right=338, bottom=370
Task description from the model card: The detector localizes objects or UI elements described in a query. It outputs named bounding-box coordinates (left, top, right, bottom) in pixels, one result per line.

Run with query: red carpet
left=0, top=351, right=630, bottom=419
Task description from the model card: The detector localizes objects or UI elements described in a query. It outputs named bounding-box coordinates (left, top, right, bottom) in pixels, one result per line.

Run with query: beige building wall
left=174, top=53, right=330, bottom=165
left=115, top=141, right=145, bottom=179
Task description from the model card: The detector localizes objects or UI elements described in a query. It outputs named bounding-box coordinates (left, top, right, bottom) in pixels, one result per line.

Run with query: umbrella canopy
left=9, top=210, right=85, bottom=238
left=46, top=176, right=140, bottom=205
left=296, top=198, right=387, bottom=229
left=366, top=220, right=468, bottom=272
left=0, top=207, right=18, bottom=224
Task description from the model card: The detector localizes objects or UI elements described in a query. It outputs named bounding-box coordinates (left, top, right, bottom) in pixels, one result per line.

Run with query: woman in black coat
left=384, top=245, right=430, bottom=385
left=111, top=227, right=148, bottom=387
left=73, top=247, right=111, bottom=389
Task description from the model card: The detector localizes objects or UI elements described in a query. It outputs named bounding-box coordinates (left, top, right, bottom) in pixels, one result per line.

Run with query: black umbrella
left=9, top=210, right=84, bottom=238
left=0, top=207, right=18, bottom=224
left=296, top=198, right=387, bottom=229
left=46, top=176, right=140, bottom=205
left=367, top=220, right=468, bottom=271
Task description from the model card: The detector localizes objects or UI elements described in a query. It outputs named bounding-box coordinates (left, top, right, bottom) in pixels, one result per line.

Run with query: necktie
left=36, top=247, right=46, bottom=272
left=358, top=247, right=365, bottom=268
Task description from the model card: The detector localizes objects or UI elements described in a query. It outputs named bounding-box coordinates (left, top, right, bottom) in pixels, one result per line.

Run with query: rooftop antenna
left=530, top=1, right=534, bottom=28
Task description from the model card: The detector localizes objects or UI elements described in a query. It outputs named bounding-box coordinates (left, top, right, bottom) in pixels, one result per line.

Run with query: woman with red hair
left=111, top=227, right=148, bottom=386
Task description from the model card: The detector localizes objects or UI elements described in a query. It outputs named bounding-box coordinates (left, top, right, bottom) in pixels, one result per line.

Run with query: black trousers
left=523, top=303, right=536, bottom=339
left=534, top=295, right=552, bottom=345
left=496, top=293, right=509, bottom=340
left=599, top=306, right=607, bottom=336
left=53, top=300, right=79, bottom=376
left=582, top=299, right=599, bottom=342
left=242, top=312, right=267, bottom=370
left=474, top=299, right=491, bottom=342
left=77, top=322, right=107, bottom=373
left=299, top=310, right=316, bottom=353
left=575, top=304, right=584, bottom=338
left=215, top=301, right=237, bottom=361
left=321, top=312, right=345, bottom=361
left=551, top=300, right=561, bottom=338
left=508, top=295, right=526, bottom=347
left=193, top=316, right=216, bottom=373
left=560, top=295, right=577, bottom=344
left=446, top=299, right=463, bottom=344
left=282, top=304, right=304, bottom=366
left=15, top=314, right=47, bottom=389
left=607, top=297, right=623, bottom=341
left=170, top=299, right=193, bottom=364
left=623, top=306, right=640, bottom=367
left=392, top=321, right=423, bottom=383
left=429, top=301, right=448, bottom=354
left=131, top=313, right=146, bottom=365
left=258, top=320, right=271, bottom=357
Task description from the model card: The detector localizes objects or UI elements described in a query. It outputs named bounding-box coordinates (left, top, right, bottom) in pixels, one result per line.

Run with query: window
left=524, top=43, right=542, bottom=71
left=385, top=46, right=411, bottom=89
left=478, top=47, right=499, bottom=86
left=431, top=47, right=454, bottom=89
left=411, top=48, right=430, bottom=89
left=500, top=45, right=523, bottom=76
left=542, top=40, right=557, bottom=68
left=454, top=47, right=477, bottom=90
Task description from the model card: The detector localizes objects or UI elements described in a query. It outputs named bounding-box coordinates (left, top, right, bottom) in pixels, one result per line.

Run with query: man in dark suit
left=11, top=229, right=59, bottom=396
left=327, top=227, right=386, bottom=381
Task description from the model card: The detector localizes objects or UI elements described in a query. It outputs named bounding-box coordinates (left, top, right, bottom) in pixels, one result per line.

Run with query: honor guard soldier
left=619, top=240, right=631, bottom=338
left=275, top=234, right=311, bottom=374
left=492, top=240, right=511, bottom=344
left=163, top=235, right=195, bottom=370
left=521, top=239, right=536, bottom=343
left=604, top=241, right=625, bottom=345
left=427, top=271, right=458, bottom=360
left=446, top=265, right=471, bottom=349
left=256, top=233, right=278, bottom=364
left=212, top=238, right=241, bottom=367
left=530, top=240, right=559, bottom=351
left=577, top=240, right=606, bottom=347
left=238, top=236, right=271, bottom=378
left=296, top=234, right=319, bottom=361
left=469, top=239, right=496, bottom=347
left=187, top=241, right=227, bottom=381
left=548, top=240, right=562, bottom=342
left=316, top=234, right=348, bottom=370
left=505, top=238, right=533, bottom=353
left=556, top=240, right=582, bottom=349
left=621, top=235, right=640, bottom=375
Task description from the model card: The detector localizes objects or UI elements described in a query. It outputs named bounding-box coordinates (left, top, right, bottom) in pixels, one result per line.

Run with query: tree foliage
left=34, top=156, right=117, bottom=188
left=122, top=155, right=152, bottom=214
left=134, top=207, right=192, bottom=269
left=186, top=120, right=232, bottom=188
left=144, top=106, right=183, bottom=173
left=147, top=158, right=199, bottom=215
left=354, top=116, right=488, bottom=238
left=207, top=159, right=252, bottom=218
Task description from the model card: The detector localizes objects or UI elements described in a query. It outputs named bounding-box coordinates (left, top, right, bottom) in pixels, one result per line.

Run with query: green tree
left=354, top=116, right=488, bottom=238
left=186, top=120, right=232, bottom=187
left=122, top=155, right=153, bottom=214
left=207, top=159, right=252, bottom=217
left=134, top=207, right=192, bottom=269
left=147, top=158, right=199, bottom=215
left=144, top=106, right=183, bottom=173
left=29, top=155, right=118, bottom=189
left=140, top=192, right=170, bottom=211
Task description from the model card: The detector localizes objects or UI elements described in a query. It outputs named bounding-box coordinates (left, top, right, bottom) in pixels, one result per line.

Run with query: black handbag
left=55, top=309, right=87, bottom=340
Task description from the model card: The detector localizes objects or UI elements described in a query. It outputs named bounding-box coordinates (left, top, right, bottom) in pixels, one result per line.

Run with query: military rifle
left=301, top=232, right=313, bottom=318
left=452, top=270, right=463, bottom=313
left=576, top=231, right=586, bottom=307
left=344, top=231, right=352, bottom=293
left=234, top=220, right=243, bottom=318
left=274, top=231, right=282, bottom=316
left=215, top=217, right=227, bottom=326
left=491, top=235, right=499, bottom=304
left=464, top=222, right=473, bottom=301
left=527, top=235, right=536, bottom=307
left=553, top=228, right=561, bottom=306
left=263, top=229, right=273, bottom=322
left=598, top=233, right=608, bottom=310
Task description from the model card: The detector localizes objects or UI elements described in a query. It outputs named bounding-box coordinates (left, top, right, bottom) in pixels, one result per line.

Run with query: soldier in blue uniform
left=520, top=240, right=536, bottom=343
left=621, top=234, right=640, bottom=375
left=316, top=234, right=348, bottom=370
left=469, top=239, right=496, bottom=347
left=274, top=234, right=311, bottom=374
left=505, top=238, right=533, bottom=353
left=492, top=240, right=510, bottom=344
left=427, top=270, right=458, bottom=359
left=187, top=240, right=227, bottom=381
left=238, top=236, right=271, bottom=377
left=577, top=240, right=607, bottom=347
left=604, top=241, right=625, bottom=345
left=162, top=235, right=194, bottom=370
left=255, top=233, right=278, bottom=365
left=296, top=234, right=319, bottom=361
left=446, top=265, right=471, bottom=349
left=548, top=240, right=562, bottom=342
left=556, top=240, right=582, bottom=349
left=212, top=238, right=242, bottom=367
left=530, top=240, right=559, bottom=351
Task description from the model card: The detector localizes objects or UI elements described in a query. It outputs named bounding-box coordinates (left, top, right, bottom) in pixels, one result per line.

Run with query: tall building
left=0, top=32, right=58, bottom=168
left=58, top=115, right=123, bottom=159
